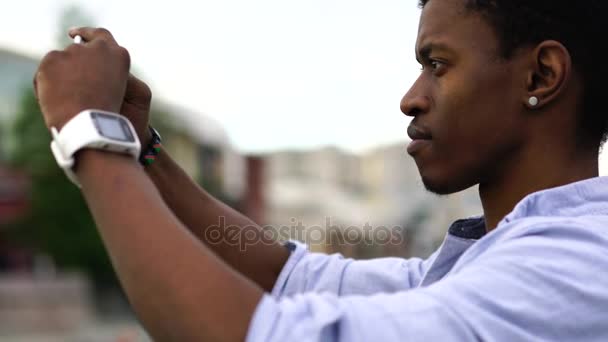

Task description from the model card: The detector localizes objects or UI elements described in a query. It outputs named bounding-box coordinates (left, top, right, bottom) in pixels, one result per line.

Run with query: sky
left=0, top=0, right=420, bottom=154
left=2, top=0, right=608, bottom=174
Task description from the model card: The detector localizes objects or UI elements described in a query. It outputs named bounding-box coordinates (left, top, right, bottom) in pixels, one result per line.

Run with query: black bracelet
left=139, top=126, right=162, bottom=166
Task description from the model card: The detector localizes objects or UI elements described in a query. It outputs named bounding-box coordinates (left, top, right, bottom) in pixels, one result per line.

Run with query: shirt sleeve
left=249, top=225, right=608, bottom=342
left=272, top=240, right=437, bottom=299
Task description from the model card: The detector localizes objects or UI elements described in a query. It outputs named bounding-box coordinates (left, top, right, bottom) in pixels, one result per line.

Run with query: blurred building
left=263, top=147, right=372, bottom=253
left=262, top=143, right=482, bottom=258
left=0, top=49, right=38, bottom=125
left=151, top=102, right=246, bottom=203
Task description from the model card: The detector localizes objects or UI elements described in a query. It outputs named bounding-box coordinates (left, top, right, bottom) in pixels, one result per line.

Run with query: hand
left=34, top=27, right=131, bottom=131
left=120, top=74, right=153, bottom=146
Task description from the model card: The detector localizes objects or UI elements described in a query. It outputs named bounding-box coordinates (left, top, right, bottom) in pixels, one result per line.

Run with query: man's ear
left=524, top=40, right=572, bottom=109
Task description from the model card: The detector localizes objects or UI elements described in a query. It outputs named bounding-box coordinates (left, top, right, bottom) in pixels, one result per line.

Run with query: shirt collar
left=502, top=176, right=608, bottom=223
left=448, top=217, right=486, bottom=240
left=447, top=176, right=608, bottom=240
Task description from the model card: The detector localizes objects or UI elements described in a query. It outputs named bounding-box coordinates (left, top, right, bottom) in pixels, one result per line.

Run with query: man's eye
left=430, top=60, right=445, bottom=71
left=419, top=60, right=446, bottom=73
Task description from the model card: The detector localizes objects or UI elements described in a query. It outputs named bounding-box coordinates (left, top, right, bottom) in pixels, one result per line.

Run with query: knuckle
left=40, top=50, right=63, bottom=67
left=141, top=82, right=152, bottom=102
left=116, top=46, right=131, bottom=69
left=95, top=37, right=110, bottom=48
left=95, top=27, right=112, bottom=37
left=43, top=50, right=62, bottom=61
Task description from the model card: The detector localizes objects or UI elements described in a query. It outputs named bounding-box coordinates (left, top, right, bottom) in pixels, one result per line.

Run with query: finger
left=66, top=27, right=85, bottom=45
left=125, top=74, right=153, bottom=108
left=68, top=27, right=118, bottom=45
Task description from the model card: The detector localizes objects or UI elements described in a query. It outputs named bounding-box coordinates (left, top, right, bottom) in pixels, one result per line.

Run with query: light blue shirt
left=246, top=177, right=608, bottom=341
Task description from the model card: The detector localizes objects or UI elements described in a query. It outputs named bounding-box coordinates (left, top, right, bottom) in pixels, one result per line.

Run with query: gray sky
left=0, top=0, right=421, bottom=154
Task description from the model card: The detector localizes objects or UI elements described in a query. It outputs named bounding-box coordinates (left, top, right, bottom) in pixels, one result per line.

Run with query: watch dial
left=93, top=113, right=135, bottom=142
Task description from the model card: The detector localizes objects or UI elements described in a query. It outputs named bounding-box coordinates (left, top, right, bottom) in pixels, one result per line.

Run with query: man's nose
left=400, top=78, right=430, bottom=117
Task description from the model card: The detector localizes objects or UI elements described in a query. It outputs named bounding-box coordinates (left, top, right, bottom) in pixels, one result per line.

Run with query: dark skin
left=33, top=0, right=596, bottom=340
left=402, top=0, right=597, bottom=230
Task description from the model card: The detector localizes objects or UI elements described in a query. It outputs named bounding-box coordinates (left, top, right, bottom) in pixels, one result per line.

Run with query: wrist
left=143, top=146, right=167, bottom=174
left=74, top=148, right=137, bottom=180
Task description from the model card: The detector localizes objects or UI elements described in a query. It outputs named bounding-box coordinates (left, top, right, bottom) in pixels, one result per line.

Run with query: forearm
left=76, top=149, right=262, bottom=341
left=145, top=148, right=290, bottom=292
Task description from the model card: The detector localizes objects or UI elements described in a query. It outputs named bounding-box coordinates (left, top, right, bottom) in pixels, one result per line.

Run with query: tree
left=7, top=88, right=119, bottom=287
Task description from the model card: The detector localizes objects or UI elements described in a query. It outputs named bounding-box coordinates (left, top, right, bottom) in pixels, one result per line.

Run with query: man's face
left=402, top=0, right=527, bottom=194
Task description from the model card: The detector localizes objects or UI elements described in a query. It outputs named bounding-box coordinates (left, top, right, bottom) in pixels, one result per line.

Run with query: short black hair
left=418, top=0, right=608, bottom=149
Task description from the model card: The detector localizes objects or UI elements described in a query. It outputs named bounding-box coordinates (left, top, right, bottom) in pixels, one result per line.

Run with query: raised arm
left=97, top=48, right=290, bottom=293
left=143, top=146, right=290, bottom=292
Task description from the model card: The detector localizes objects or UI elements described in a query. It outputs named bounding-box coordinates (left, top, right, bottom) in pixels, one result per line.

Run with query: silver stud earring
left=528, top=96, right=539, bottom=107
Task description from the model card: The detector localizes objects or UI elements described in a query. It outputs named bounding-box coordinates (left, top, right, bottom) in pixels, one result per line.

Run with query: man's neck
left=479, top=145, right=599, bottom=232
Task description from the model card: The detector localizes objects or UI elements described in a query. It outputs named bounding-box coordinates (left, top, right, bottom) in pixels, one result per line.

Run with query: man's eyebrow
left=416, top=42, right=454, bottom=63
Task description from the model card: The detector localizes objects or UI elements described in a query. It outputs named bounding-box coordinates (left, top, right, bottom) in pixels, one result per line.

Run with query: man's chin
left=420, top=174, right=471, bottom=196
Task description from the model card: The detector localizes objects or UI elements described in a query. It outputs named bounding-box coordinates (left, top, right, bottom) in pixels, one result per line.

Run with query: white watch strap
left=50, top=110, right=141, bottom=187
left=58, top=111, right=101, bottom=159
left=50, top=128, right=80, bottom=186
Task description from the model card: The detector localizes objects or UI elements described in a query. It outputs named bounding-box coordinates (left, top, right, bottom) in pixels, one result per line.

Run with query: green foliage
left=6, top=88, right=118, bottom=287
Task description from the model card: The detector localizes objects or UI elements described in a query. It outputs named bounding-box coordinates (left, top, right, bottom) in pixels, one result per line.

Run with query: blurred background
left=2, top=1, right=608, bottom=340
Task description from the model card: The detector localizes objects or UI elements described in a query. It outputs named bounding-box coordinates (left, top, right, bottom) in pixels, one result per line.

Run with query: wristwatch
left=50, top=109, right=141, bottom=187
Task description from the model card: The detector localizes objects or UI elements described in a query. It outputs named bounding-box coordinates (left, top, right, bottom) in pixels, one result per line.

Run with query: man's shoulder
left=454, top=215, right=607, bottom=260
left=501, top=214, right=608, bottom=239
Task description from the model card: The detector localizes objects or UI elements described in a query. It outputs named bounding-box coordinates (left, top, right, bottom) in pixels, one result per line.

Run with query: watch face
left=92, top=112, right=135, bottom=142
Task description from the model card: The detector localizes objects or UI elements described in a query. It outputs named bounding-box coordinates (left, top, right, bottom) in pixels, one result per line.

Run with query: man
left=34, top=0, right=608, bottom=340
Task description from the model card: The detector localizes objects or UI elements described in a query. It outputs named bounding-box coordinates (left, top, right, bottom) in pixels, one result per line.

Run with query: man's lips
left=407, top=124, right=432, bottom=141
left=407, top=124, right=432, bottom=155
left=407, top=139, right=431, bottom=154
